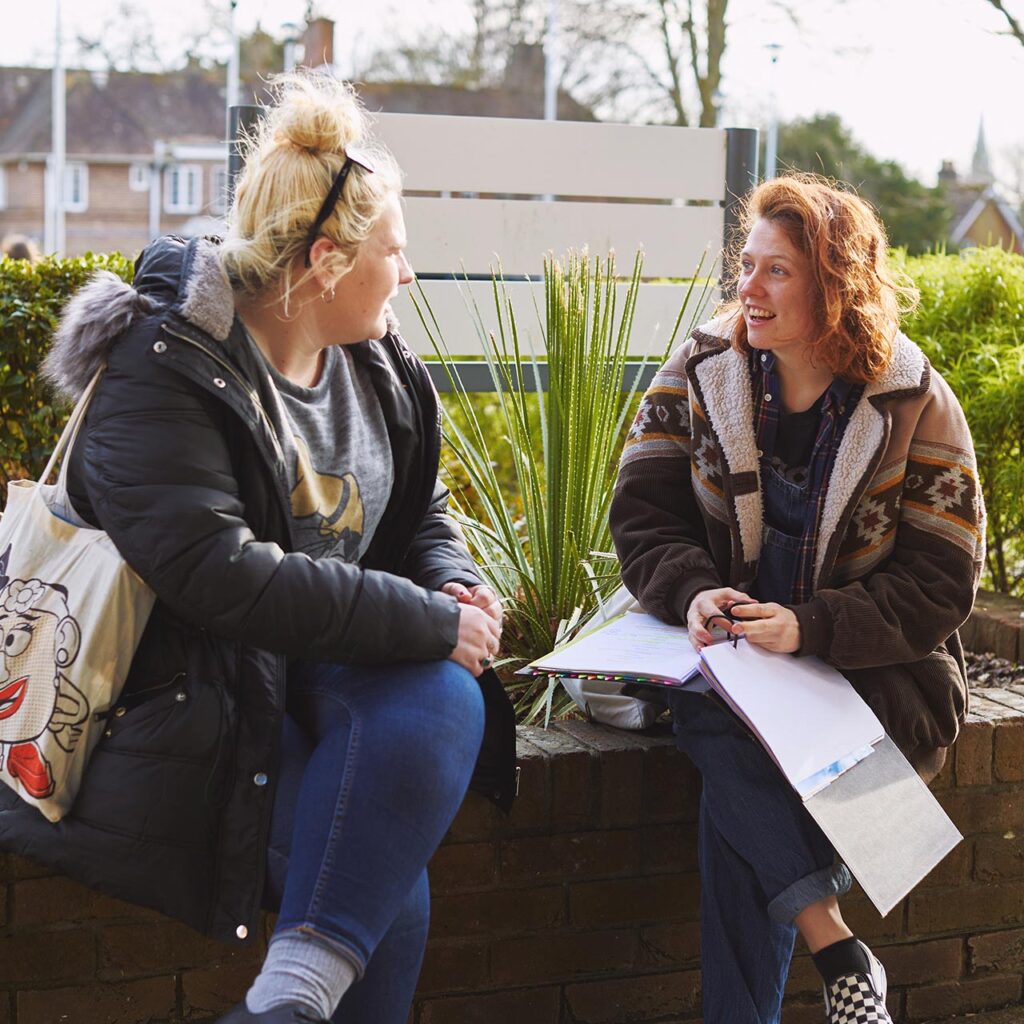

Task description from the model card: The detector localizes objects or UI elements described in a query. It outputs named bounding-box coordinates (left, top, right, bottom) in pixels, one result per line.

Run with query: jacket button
left=153, top=340, right=167, bottom=353
left=253, top=772, right=268, bottom=787
left=175, top=691, right=187, bottom=702
left=764, top=393, right=773, bottom=402
left=213, top=377, right=227, bottom=388
left=236, top=925, right=248, bottom=939
left=114, top=707, right=127, bottom=717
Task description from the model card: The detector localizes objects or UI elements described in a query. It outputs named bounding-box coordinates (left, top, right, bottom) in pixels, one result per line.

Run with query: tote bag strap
left=39, top=366, right=106, bottom=490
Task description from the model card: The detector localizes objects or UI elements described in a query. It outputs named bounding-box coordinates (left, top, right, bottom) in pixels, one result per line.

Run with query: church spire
left=971, top=118, right=994, bottom=185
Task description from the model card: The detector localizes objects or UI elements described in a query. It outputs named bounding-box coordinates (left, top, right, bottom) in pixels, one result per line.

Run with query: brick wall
left=1, top=691, right=1023, bottom=1023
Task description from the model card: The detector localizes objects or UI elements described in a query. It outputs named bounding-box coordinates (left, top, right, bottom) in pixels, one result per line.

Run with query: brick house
left=939, top=122, right=1024, bottom=254
left=0, top=65, right=239, bottom=258
left=0, top=18, right=593, bottom=259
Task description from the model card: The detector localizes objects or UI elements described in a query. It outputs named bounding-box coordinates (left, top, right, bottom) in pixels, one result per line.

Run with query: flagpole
left=543, top=0, right=559, bottom=121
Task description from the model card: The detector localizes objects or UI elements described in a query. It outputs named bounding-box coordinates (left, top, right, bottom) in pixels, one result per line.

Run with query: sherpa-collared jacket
left=610, top=317, right=986, bottom=778
left=0, top=235, right=516, bottom=945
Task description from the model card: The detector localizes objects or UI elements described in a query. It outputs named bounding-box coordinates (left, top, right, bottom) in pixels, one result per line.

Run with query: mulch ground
left=966, top=649, right=1024, bottom=689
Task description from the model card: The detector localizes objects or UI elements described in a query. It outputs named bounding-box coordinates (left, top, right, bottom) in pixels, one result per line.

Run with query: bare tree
left=984, top=0, right=1024, bottom=45
left=73, top=0, right=164, bottom=71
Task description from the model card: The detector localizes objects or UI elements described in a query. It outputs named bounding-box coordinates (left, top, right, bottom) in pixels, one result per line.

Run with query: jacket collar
left=44, top=235, right=403, bottom=403
left=688, top=318, right=928, bottom=581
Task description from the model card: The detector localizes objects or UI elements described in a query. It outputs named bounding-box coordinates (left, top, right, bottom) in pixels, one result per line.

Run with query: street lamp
left=764, top=42, right=781, bottom=181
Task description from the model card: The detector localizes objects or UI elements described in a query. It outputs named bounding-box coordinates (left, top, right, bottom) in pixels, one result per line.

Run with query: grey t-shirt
left=249, top=337, right=394, bottom=562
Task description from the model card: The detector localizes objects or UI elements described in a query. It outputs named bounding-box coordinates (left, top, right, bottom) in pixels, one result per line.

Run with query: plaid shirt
left=750, top=350, right=863, bottom=603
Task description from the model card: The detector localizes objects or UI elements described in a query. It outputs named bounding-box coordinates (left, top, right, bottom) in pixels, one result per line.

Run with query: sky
left=2, top=0, right=1023, bottom=189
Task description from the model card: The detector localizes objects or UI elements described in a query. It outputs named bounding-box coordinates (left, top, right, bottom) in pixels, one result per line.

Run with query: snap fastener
left=236, top=925, right=248, bottom=939
left=253, top=772, right=268, bottom=787
left=213, top=377, right=227, bottom=389
left=764, top=393, right=772, bottom=402
left=760, top=353, right=767, bottom=362
left=757, top=449, right=764, bottom=457
left=114, top=707, right=127, bottom=717
left=175, top=691, right=187, bottom=702
left=104, top=729, right=112, bottom=738
left=153, top=340, right=167, bottom=353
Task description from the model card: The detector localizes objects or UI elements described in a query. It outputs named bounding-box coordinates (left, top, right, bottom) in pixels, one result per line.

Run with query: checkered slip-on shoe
left=822, top=941, right=893, bottom=1024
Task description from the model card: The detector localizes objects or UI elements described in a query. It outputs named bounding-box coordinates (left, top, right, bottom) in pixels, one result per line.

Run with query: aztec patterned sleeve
left=609, top=344, right=724, bottom=624
left=798, top=368, right=986, bottom=669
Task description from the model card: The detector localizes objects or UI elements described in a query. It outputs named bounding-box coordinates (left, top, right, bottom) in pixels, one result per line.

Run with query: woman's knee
left=359, top=661, right=485, bottom=787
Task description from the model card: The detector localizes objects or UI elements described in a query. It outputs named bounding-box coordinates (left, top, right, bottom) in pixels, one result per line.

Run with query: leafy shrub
left=0, top=252, right=133, bottom=495
left=899, top=246, right=1024, bottom=596
left=420, top=251, right=710, bottom=720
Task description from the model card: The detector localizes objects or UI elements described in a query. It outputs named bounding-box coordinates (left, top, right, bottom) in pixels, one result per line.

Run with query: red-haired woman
left=610, top=174, right=984, bottom=1024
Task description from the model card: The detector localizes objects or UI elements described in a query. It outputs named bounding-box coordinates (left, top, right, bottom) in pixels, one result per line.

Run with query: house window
left=164, top=164, right=202, bottom=214
left=63, top=161, right=88, bottom=212
left=129, top=162, right=151, bottom=192
left=0, top=166, right=7, bottom=210
left=210, top=166, right=229, bottom=214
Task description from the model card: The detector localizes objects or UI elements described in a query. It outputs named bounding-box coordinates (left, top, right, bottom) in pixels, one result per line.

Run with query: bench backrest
left=374, top=113, right=756, bottom=364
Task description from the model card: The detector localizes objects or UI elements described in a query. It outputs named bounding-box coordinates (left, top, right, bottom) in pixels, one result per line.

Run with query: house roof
left=0, top=65, right=270, bottom=157
left=949, top=184, right=1024, bottom=248
left=0, top=63, right=595, bottom=160
left=357, top=80, right=595, bottom=122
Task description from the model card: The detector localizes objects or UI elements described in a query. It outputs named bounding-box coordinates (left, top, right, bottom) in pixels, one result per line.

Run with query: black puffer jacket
left=0, top=236, right=516, bottom=945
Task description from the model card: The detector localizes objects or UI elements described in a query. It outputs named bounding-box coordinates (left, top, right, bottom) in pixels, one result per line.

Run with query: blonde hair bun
left=221, top=70, right=401, bottom=305
left=271, top=73, right=363, bottom=156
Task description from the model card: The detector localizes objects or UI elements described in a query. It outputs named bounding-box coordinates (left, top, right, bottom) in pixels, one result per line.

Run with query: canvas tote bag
left=0, top=368, right=156, bottom=821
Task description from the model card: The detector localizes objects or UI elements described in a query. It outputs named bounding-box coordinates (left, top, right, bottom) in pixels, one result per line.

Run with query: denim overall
left=666, top=453, right=851, bottom=1024
left=756, top=457, right=808, bottom=606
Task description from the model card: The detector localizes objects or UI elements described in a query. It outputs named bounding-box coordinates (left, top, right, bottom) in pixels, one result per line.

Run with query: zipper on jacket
left=159, top=322, right=296, bottom=540
left=160, top=324, right=286, bottom=465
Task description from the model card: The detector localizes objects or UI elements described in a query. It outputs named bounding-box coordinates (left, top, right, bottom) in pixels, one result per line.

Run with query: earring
left=321, top=285, right=336, bottom=304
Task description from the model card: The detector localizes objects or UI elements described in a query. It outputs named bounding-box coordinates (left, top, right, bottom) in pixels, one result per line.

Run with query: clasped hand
left=686, top=587, right=801, bottom=654
left=442, top=582, right=503, bottom=677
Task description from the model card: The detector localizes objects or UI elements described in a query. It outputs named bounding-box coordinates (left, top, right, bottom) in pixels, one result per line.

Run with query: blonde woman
left=0, top=73, right=516, bottom=1024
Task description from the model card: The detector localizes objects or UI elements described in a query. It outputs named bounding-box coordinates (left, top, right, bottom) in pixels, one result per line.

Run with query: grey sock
left=246, top=931, right=359, bottom=1020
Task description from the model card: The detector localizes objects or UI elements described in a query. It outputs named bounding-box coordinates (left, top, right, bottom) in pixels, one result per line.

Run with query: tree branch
left=985, top=0, right=1024, bottom=46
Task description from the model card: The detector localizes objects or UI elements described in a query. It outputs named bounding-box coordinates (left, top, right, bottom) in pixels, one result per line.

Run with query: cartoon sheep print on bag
left=0, top=545, right=89, bottom=799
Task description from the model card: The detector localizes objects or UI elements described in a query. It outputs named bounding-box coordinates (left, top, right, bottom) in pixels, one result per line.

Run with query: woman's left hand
left=441, top=582, right=503, bottom=628
left=728, top=602, right=801, bottom=654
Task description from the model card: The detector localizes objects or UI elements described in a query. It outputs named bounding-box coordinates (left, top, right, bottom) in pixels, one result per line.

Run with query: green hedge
left=0, top=252, right=133, bottom=494
left=2, top=247, right=1023, bottom=597
left=898, top=246, right=1024, bottom=596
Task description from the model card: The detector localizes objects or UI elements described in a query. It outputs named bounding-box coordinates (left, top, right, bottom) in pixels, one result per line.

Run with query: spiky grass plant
left=414, top=250, right=709, bottom=720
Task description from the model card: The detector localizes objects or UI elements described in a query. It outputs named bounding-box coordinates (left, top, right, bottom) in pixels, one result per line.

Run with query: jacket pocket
left=845, top=644, right=966, bottom=756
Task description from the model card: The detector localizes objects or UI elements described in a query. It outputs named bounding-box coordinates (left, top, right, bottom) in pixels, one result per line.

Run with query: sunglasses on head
left=303, top=146, right=376, bottom=268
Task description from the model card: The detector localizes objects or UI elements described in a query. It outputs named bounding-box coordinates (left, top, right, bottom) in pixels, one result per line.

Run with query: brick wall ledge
left=962, top=590, right=1024, bottom=663
left=2, top=694, right=1024, bottom=1024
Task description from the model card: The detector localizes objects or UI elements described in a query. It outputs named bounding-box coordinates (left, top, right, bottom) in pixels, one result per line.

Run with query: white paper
left=526, top=610, right=702, bottom=686
left=699, top=640, right=885, bottom=791
left=806, top=736, right=962, bottom=916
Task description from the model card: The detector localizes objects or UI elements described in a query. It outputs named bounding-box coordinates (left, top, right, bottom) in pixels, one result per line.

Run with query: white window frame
left=63, top=161, right=88, bottom=212
left=210, top=165, right=229, bottom=215
left=128, top=162, right=151, bottom=192
left=0, top=166, right=7, bottom=210
left=164, top=163, right=203, bottom=214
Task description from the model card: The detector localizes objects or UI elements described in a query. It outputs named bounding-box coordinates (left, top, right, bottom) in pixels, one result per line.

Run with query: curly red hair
left=723, top=174, right=918, bottom=383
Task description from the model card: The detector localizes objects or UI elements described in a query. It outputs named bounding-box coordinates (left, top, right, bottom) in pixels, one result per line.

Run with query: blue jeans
left=670, top=691, right=851, bottom=1023
left=263, top=659, right=485, bottom=1024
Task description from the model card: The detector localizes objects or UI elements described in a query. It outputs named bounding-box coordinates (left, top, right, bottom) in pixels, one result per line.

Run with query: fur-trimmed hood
left=44, top=236, right=235, bottom=401
left=43, top=235, right=401, bottom=402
